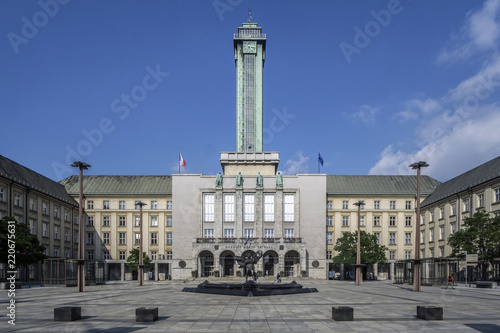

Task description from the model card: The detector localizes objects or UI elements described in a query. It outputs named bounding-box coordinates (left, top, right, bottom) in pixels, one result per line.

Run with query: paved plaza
left=3, top=278, right=500, bottom=332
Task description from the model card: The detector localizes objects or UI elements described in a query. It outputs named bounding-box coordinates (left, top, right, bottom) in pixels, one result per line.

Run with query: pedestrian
left=446, top=274, right=455, bottom=289
left=276, top=273, right=281, bottom=283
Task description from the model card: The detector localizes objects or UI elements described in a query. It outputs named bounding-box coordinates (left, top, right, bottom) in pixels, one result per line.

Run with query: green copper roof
left=421, top=155, right=500, bottom=207
left=60, top=175, right=172, bottom=196
left=327, top=175, right=441, bottom=196
left=0, top=155, right=78, bottom=206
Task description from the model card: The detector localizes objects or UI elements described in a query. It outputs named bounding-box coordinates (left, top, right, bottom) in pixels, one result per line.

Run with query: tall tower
left=234, top=15, right=266, bottom=152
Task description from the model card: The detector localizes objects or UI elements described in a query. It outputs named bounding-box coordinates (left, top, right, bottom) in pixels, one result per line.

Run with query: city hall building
left=2, top=19, right=499, bottom=283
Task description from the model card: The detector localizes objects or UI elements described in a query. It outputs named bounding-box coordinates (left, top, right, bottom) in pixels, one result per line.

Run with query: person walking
left=446, top=274, right=455, bottom=289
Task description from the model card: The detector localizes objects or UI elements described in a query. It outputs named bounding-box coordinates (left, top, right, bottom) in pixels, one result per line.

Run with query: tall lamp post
left=136, top=201, right=147, bottom=286
left=409, top=161, right=429, bottom=292
left=71, top=161, right=91, bottom=293
left=353, top=200, right=365, bottom=286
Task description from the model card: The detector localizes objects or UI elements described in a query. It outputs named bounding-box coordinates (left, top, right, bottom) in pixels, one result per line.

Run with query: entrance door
left=264, top=255, right=275, bottom=276
left=224, top=257, right=234, bottom=276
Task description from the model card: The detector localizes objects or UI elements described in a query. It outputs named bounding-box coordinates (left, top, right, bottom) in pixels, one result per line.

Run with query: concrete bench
left=54, top=307, right=81, bottom=321
left=332, top=306, right=353, bottom=321
left=136, top=307, right=158, bottom=322
left=416, top=306, right=443, bottom=320
left=476, top=281, right=497, bottom=288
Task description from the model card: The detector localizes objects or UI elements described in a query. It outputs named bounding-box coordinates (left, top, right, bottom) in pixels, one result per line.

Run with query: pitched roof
left=60, top=175, right=172, bottom=196
left=421, top=156, right=500, bottom=207
left=0, top=155, right=78, bottom=206
left=327, top=175, right=440, bottom=196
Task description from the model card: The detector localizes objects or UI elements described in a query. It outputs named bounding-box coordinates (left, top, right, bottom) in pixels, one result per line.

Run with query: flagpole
left=178, top=153, right=180, bottom=174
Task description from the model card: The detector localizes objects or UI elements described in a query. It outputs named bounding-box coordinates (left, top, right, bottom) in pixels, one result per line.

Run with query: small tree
left=0, top=216, right=47, bottom=283
left=332, top=230, right=388, bottom=267
left=448, top=210, right=500, bottom=280
left=126, top=248, right=152, bottom=272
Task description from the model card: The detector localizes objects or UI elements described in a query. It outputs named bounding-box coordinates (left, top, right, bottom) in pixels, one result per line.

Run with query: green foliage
left=332, top=230, right=388, bottom=266
left=448, top=210, right=500, bottom=276
left=126, top=248, right=152, bottom=271
left=0, top=216, right=47, bottom=268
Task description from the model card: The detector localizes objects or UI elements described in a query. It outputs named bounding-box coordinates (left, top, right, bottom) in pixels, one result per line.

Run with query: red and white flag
left=179, top=153, right=186, bottom=167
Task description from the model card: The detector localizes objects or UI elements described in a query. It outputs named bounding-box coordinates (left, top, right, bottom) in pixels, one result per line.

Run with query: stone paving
left=2, top=278, right=500, bottom=332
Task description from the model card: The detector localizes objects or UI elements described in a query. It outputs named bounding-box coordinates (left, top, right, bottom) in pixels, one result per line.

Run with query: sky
left=2, top=0, right=500, bottom=183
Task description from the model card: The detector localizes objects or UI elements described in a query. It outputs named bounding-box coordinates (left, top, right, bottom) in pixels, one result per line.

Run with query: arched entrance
left=198, top=250, right=214, bottom=277
left=284, top=250, right=300, bottom=277
left=219, top=250, right=235, bottom=277
left=263, top=250, right=278, bottom=277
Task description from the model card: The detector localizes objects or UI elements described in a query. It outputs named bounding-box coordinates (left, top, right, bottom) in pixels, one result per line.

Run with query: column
left=120, top=262, right=125, bottom=281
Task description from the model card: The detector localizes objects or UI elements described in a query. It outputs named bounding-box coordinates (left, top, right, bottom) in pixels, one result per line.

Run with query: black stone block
left=54, top=307, right=81, bottom=321
left=416, top=306, right=443, bottom=320
left=136, top=307, right=158, bottom=322
left=332, top=306, right=353, bottom=321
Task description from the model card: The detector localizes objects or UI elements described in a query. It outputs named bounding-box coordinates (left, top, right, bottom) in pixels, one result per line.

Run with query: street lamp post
left=353, top=200, right=365, bottom=286
left=70, top=161, right=91, bottom=293
left=409, top=161, right=429, bottom=292
left=136, top=201, right=147, bottom=286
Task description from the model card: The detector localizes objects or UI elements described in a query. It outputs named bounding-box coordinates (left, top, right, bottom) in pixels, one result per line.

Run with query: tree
left=332, top=230, right=388, bottom=266
left=448, top=209, right=500, bottom=280
left=126, top=248, right=152, bottom=272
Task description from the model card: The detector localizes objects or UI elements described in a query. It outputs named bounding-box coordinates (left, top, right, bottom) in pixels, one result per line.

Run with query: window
left=64, top=228, right=69, bottom=242
left=30, top=198, right=37, bottom=211
left=326, top=251, right=332, bottom=259
left=87, top=232, right=94, bottom=245
left=119, top=251, right=126, bottom=260
left=429, top=228, right=434, bottom=242
left=284, top=228, right=294, bottom=238
left=430, top=248, right=434, bottom=258
left=118, top=232, right=126, bottom=245
left=405, top=201, right=412, bottom=210
left=463, top=198, right=470, bottom=212
left=119, top=216, right=126, bottom=226
left=43, top=203, right=49, bottom=215
left=373, top=216, right=380, bottom=226
left=224, top=194, right=235, bottom=222
left=14, top=193, right=22, bottom=207
left=244, top=194, right=255, bottom=222
left=327, top=200, right=333, bottom=209
left=327, top=232, right=333, bottom=244
left=87, top=250, right=94, bottom=260
left=224, top=228, right=234, bottom=238
left=439, top=226, right=444, bottom=240
left=451, top=223, right=456, bottom=234
left=495, top=188, right=500, bottom=203
left=389, top=232, right=396, bottom=245
left=135, top=216, right=140, bottom=226
left=390, top=201, right=396, bottom=210
left=103, top=232, right=110, bottom=245
left=342, top=200, right=348, bottom=209
left=244, top=229, right=254, bottom=238
left=151, top=251, right=157, bottom=260
left=204, top=194, right=215, bottom=222
left=451, top=203, right=456, bottom=216
left=389, top=251, right=396, bottom=260
left=167, top=216, right=172, bottom=227
left=30, top=220, right=36, bottom=235
left=119, top=201, right=125, bottom=209
left=103, top=216, right=110, bottom=226
left=43, top=223, right=49, bottom=237
left=87, top=216, right=94, bottom=226
left=405, top=232, right=412, bottom=245
left=87, top=200, right=94, bottom=209
left=65, top=248, right=70, bottom=258
left=478, top=193, right=484, bottom=208
left=135, top=233, right=141, bottom=244
left=151, top=233, right=158, bottom=245
left=74, top=231, right=78, bottom=244
left=54, top=247, right=60, bottom=257
left=103, top=250, right=110, bottom=260
left=264, top=229, right=274, bottom=238
left=374, top=200, right=380, bottom=210
left=54, top=226, right=59, bottom=240
left=74, top=215, right=78, bottom=225
left=342, top=216, right=349, bottom=227
left=53, top=207, right=60, bottom=218
left=375, top=232, right=380, bottom=244
left=264, top=194, right=274, bottom=222
left=389, top=216, right=396, bottom=226
left=405, top=251, right=411, bottom=260
left=166, top=232, right=172, bottom=245
left=65, top=210, right=70, bottom=221
left=150, top=216, right=158, bottom=227
left=327, top=216, right=333, bottom=226
left=284, top=194, right=294, bottom=221
left=430, top=211, right=435, bottom=221
left=166, top=251, right=172, bottom=260
left=103, top=200, right=110, bottom=209
left=151, top=201, right=157, bottom=209
left=0, top=187, right=5, bottom=201
left=405, top=216, right=412, bottom=226
left=204, top=229, right=214, bottom=238
left=440, top=247, right=445, bottom=258
left=439, top=207, right=444, bottom=219
left=360, top=216, right=365, bottom=226
left=421, top=230, right=425, bottom=243
left=167, top=201, right=172, bottom=209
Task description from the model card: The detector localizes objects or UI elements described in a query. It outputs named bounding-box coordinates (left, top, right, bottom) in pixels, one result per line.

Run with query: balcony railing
left=195, top=237, right=302, bottom=244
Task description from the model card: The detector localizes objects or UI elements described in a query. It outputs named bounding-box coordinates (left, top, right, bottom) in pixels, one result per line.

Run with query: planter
left=236, top=271, right=241, bottom=277
left=191, top=270, right=197, bottom=278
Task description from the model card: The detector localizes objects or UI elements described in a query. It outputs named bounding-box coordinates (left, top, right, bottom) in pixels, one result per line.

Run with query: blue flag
left=318, top=153, right=324, bottom=166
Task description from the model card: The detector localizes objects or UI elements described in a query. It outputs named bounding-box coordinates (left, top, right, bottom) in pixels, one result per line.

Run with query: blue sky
left=2, top=0, right=500, bottom=183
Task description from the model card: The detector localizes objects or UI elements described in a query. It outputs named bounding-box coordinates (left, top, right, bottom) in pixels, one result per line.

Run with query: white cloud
left=346, top=105, right=378, bottom=125
left=283, top=151, right=310, bottom=175
left=394, top=98, right=441, bottom=123
left=437, top=0, right=500, bottom=64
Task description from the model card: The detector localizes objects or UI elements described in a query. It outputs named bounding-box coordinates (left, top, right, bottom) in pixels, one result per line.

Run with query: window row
left=86, top=215, right=172, bottom=227
left=327, top=215, right=413, bottom=227
left=84, top=232, right=173, bottom=245
left=326, top=232, right=412, bottom=245
left=87, top=200, right=173, bottom=210
left=327, top=200, right=413, bottom=210
left=204, top=228, right=295, bottom=239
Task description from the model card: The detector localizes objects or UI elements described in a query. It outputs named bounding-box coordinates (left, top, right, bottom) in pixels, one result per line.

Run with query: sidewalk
left=2, top=280, right=500, bottom=332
